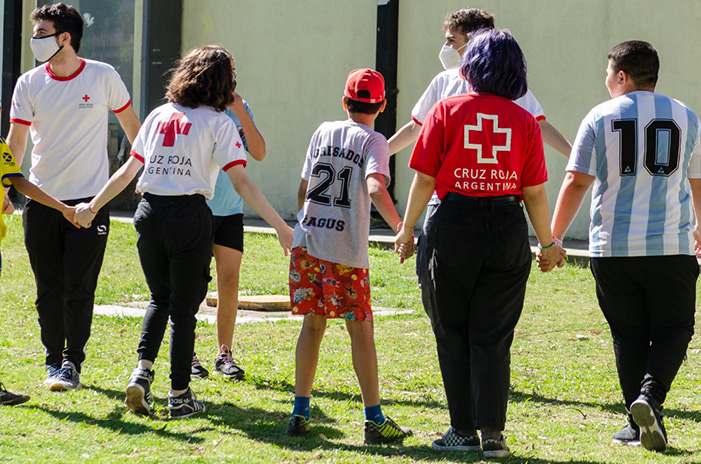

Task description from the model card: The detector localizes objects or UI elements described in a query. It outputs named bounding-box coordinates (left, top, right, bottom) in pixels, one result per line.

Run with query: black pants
left=416, top=203, right=438, bottom=329
left=23, top=198, right=110, bottom=370
left=590, top=256, right=697, bottom=410
left=134, top=194, right=213, bottom=391
left=425, top=194, right=531, bottom=431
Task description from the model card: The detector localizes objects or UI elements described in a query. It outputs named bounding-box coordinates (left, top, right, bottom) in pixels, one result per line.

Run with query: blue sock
left=292, top=396, right=310, bottom=421
left=364, top=404, right=385, bottom=425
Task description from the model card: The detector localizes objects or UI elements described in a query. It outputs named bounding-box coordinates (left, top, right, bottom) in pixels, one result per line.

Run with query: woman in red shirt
left=395, top=29, right=564, bottom=457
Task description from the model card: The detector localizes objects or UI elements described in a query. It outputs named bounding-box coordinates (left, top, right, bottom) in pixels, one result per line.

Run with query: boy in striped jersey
left=550, top=41, right=701, bottom=452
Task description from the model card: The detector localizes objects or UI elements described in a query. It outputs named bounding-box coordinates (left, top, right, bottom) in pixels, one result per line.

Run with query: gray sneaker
left=214, top=346, right=245, bottom=380
left=168, top=387, right=205, bottom=419
left=125, top=368, right=155, bottom=415
left=43, top=363, right=61, bottom=387
left=49, top=361, right=81, bottom=391
left=612, top=423, right=641, bottom=446
left=631, top=395, right=667, bottom=451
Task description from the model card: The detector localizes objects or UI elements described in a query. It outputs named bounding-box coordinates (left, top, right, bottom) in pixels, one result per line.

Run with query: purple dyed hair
left=459, top=29, right=527, bottom=100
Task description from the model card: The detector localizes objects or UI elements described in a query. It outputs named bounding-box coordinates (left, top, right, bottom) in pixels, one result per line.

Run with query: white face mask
left=30, top=33, right=62, bottom=62
left=438, top=43, right=467, bottom=70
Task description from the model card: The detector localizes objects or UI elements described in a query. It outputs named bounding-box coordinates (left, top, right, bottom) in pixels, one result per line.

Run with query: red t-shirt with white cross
left=409, top=93, right=547, bottom=200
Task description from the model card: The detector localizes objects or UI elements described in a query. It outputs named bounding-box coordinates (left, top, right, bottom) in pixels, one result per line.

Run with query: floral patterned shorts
left=289, top=247, right=372, bottom=321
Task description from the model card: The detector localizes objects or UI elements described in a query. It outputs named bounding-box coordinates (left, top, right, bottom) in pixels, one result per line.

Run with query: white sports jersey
left=411, top=68, right=545, bottom=125
left=131, top=103, right=246, bottom=199
left=292, top=120, right=391, bottom=268
left=10, top=59, right=131, bottom=200
left=568, top=90, right=701, bottom=257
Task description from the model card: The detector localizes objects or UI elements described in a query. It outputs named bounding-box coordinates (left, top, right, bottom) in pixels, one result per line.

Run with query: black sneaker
left=432, top=427, right=480, bottom=451
left=43, top=363, right=61, bottom=387
left=631, top=395, right=667, bottom=451
left=482, top=435, right=510, bottom=458
left=364, top=417, right=413, bottom=444
left=125, top=368, right=155, bottom=415
left=0, top=383, right=30, bottom=406
left=49, top=361, right=81, bottom=391
left=214, top=346, right=245, bottom=380
left=285, top=414, right=310, bottom=436
left=612, top=423, right=641, bottom=446
left=168, top=387, right=205, bottom=419
left=191, top=353, right=209, bottom=379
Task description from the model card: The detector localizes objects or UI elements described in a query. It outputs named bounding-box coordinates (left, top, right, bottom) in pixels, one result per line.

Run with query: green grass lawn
left=1, top=214, right=700, bottom=463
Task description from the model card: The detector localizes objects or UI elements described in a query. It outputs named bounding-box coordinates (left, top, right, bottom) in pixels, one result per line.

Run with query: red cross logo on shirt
left=235, top=141, right=242, bottom=148
left=464, top=113, right=512, bottom=164
left=157, top=112, right=192, bottom=147
left=82, top=94, right=90, bottom=102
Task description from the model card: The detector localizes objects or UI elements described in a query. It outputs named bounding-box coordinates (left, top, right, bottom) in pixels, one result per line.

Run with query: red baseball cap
left=344, top=68, right=385, bottom=103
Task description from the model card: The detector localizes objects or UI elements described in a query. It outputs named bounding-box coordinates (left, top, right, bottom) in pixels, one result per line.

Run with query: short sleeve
left=363, top=132, right=391, bottom=184
left=567, top=109, right=599, bottom=177
left=107, top=67, right=131, bottom=113
left=687, top=125, right=701, bottom=179
left=300, top=126, right=322, bottom=181
left=514, top=89, right=545, bottom=120
left=9, top=75, right=33, bottom=126
left=409, top=103, right=445, bottom=178
left=214, top=118, right=247, bottom=171
left=520, top=116, right=548, bottom=187
left=410, top=76, right=441, bottom=125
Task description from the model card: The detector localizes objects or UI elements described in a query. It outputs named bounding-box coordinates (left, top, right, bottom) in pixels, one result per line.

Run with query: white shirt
left=10, top=58, right=131, bottom=200
left=411, top=68, right=545, bottom=125
left=131, top=103, right=246, bottom=199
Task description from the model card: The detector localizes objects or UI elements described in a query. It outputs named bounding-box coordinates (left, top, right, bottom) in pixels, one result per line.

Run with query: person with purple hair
left=395, top=29, right=564, bottom=457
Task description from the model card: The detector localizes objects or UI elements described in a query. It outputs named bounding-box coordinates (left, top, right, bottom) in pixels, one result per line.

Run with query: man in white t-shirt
left=388, top=8, right=572, bottom=329
left=6, top=3, right=140, bottom=391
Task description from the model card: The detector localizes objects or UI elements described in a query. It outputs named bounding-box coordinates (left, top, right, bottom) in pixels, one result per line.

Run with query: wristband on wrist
left=538, top=241, right=555, bottom=250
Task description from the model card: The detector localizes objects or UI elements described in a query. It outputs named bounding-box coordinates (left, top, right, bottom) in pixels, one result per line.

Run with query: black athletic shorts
left=213, top=213, right=244, bottom=252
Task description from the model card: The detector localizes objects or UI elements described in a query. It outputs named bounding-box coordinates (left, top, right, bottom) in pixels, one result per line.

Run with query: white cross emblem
left=464, top=113, right=512, bottom=164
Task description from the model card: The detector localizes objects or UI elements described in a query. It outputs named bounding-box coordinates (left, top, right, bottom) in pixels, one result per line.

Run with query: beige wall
left=182, top=0, right=378, bottom=220
left=13, top=1, right=701, bottom=239
left=394, top=0, right=701, bottom=239
left=183, top=0, right=701, bottom=239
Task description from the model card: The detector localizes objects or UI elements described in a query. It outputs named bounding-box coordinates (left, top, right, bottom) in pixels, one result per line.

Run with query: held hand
left=537, top=244, right=566, bottom=272
left=394, top=224, right=415, bottom=264
left=2, top=196, right=14, bottom=215
left=62, top=205, right=81, bottom=228
left=694, top=226, right=701, bottom=258
left=74, top=202, right=96, bottom=228
left=276, top=224, right=294, bottom=256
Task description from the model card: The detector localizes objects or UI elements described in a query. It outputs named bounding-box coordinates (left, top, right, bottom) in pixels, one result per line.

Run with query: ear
left=58, top=31, right=71, bottom=48
left=379, top=100, right=387, bottom=114
left=341, top=96, right=348, bottom=111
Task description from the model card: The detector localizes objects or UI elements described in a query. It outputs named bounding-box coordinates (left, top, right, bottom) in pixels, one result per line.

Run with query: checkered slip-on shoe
left=431, top=427, right=480, bottom=451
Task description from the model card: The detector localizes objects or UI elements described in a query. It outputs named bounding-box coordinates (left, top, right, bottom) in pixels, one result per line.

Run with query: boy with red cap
left=286, top=68, right=412, bottom=444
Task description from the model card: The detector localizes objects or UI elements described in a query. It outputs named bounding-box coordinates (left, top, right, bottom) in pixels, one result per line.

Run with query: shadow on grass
left=199, top=401, right=618, bottom=463
left=26, top=402, right=208, bottom=443
left=247, top=374, right=446, bottom=410
left=510, top=389, right=701, bottom=423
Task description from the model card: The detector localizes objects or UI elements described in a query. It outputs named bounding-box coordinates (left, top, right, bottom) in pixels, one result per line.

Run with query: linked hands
left=73, top=202, right=97, bottom=228
left=536, top=242, right=566, bottom=272
left=393, top=223, right=415, bottom=264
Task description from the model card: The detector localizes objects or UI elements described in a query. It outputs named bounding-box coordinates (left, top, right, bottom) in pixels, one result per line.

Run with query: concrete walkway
left=99, top=211, right=590, bottom=323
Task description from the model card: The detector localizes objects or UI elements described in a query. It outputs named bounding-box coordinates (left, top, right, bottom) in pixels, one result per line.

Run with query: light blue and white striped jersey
left=568, top=91, right=701, bottom=257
